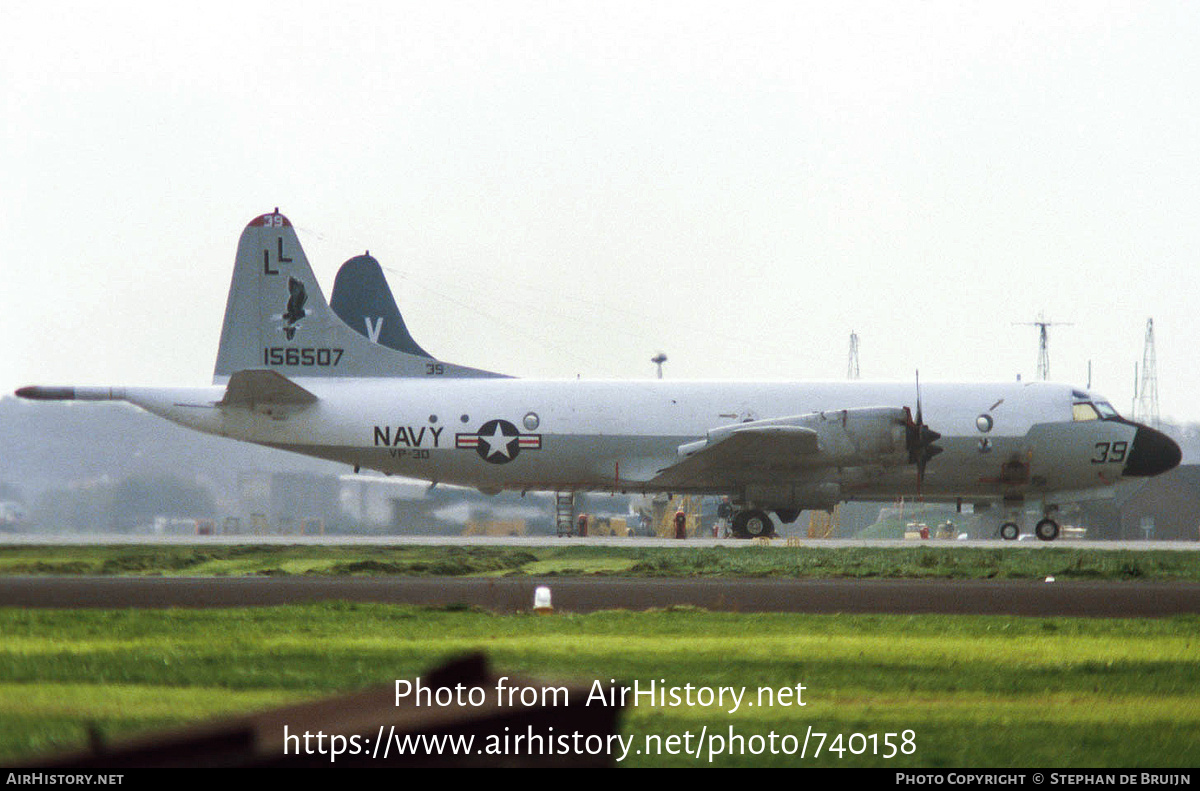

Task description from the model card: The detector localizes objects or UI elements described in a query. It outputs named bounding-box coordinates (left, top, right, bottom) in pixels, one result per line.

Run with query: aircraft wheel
left=999, top=522, right=1020, bottom=541
left=733, top=509, right=774, bottom=539
left=731, top=511, right=749, bottom=539
left=1035, top=518, right=1060, bottom=542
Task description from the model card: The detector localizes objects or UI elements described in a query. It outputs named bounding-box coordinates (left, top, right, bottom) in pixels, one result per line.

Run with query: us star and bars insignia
left=456, top=419, right=542, bottom=464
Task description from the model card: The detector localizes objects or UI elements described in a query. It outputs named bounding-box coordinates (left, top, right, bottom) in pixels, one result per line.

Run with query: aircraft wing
left=650, top=407, right=911, bottom=489
left=219, top=370, right=318, bottom=407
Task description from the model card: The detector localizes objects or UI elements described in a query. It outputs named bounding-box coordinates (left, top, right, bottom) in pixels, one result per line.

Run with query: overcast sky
left=3, top=2, right=1198, bottom=421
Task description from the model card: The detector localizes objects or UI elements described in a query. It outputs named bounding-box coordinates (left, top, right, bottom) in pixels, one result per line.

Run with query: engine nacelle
left=688, top=406, right=910, bottom=469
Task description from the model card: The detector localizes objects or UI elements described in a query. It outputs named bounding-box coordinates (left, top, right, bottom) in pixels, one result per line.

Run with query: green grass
left=3, top=544, right=1197, bottom=766
left=1, top=605, right=1197, bottom=767
left=2, top=544, right=1200, bottom=580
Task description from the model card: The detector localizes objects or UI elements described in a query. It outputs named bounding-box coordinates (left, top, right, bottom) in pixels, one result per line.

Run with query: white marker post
left=533, top=586, right=553, bottom=614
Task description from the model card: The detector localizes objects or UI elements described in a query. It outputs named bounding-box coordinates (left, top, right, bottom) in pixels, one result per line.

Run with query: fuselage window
left=1072, top=402, right=1100, bottom=421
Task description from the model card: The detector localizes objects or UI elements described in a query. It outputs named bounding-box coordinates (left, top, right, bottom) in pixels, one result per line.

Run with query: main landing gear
left=732, top=509, right=776, bottom=539
left=998, top=513, right=1061, bottom=542
left=1034, top=517, right=1060, bottom=541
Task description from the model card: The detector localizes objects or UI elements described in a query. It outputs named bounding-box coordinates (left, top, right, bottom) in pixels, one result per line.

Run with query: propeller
left=904, top=371, right=943, bottom=496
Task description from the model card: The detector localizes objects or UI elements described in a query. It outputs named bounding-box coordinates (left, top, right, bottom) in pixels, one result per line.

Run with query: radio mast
left=1014, top=313, right=1072, bottom=380
left=1133, top=319, right=1160, bottom=428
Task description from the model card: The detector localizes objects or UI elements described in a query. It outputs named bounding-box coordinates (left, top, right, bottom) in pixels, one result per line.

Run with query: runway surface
left=3, top=533, right=1197, bottom=617
left=3, top=576, right=1198, bottom=617
left=2, top=533, right=1199, bottom=550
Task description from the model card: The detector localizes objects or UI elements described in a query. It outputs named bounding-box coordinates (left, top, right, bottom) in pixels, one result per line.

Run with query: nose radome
left=1123, top=424, right=1182, bottom=477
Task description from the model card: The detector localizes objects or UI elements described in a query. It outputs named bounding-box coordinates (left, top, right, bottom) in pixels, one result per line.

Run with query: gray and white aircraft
left=17, top=211, right=1181, bottom=540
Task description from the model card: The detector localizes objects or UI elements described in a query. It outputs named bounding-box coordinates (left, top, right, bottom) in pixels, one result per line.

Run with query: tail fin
left=213, top=212, right=504, bottom=381
left=330, top=254, right=432, bottom=358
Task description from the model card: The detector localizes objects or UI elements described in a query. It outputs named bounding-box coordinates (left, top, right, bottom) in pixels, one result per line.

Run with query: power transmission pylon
left=1134, top=318, right=1160, bottom=428
left=847, top=332, right=860, bottom=380
left=1014, top=313, right=1072, bottom=380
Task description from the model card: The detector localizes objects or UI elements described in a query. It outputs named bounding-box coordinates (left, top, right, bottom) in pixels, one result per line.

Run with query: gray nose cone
left=1123, top=424, right=1182, bottom=477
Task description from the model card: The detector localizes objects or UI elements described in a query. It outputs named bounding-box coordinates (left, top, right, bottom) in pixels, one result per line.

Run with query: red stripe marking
left=248, top=213, right=292, bottom=227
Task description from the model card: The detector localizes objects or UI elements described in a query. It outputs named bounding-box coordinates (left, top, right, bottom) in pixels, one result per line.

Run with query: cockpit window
left=1073, top=400, right=1120, bottom=421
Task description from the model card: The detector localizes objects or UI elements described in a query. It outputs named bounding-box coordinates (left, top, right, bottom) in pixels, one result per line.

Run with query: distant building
left=338, top=475, right=429, bottom=531
left=235, top=470, right=341, bottom=532
left=1076, top=465, right=1200, bottom=541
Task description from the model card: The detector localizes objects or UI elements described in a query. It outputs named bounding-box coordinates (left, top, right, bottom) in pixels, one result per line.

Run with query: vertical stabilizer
left=330, top=254, right=432, bottom=358
left=213, top=211, right=503, bottom=381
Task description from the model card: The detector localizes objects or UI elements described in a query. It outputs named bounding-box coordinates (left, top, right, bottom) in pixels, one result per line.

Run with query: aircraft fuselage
left=115, top=377, right=1149, bottom=510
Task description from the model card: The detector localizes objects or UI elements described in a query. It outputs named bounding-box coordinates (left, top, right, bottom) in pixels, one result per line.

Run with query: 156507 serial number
left=263, top=347, right=344, bottom=367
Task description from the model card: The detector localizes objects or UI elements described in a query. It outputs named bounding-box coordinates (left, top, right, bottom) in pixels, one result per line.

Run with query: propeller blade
left=915, top=370, right=922, bottom=428
left=906, top=371, right=943, bottom=497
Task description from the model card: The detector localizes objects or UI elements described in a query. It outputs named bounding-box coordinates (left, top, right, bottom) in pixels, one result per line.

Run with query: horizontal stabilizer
left=219, top=370, right=318, bottom=407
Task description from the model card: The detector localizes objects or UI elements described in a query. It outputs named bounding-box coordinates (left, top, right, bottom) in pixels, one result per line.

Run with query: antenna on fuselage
left=847, top=332, right=860, bottom=380
left=651, top=352, right=667, bottom=379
